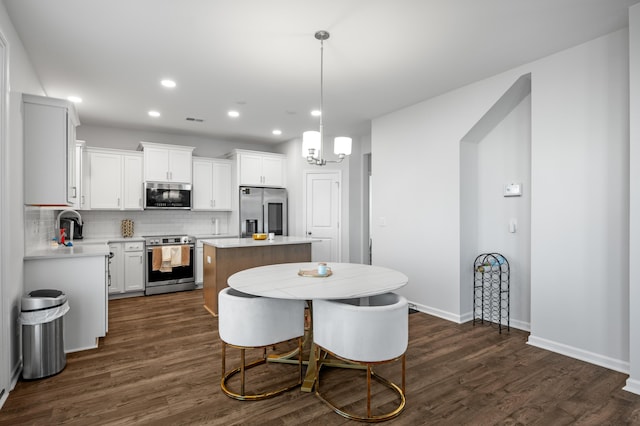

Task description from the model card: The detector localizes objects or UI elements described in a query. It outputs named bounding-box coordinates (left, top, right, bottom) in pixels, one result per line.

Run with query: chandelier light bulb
left=334, top=137, right=352, bottom=156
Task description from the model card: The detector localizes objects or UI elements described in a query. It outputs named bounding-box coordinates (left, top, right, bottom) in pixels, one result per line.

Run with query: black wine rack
left=473, top=252, right=510, bottom=333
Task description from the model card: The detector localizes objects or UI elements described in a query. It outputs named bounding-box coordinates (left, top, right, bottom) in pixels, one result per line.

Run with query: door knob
left=307, top=232, right=312, bottom=235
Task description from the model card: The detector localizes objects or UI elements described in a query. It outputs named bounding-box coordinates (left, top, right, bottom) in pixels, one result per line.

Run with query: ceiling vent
left=186, top=117, right=204, bottom=122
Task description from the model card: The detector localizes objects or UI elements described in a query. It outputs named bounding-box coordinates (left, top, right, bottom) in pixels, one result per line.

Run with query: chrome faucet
left=56, top=209, right=83, bottom=242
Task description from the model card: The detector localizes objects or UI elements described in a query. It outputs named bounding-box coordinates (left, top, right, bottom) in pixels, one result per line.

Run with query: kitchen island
left=201, top=236, right=316, bottom=316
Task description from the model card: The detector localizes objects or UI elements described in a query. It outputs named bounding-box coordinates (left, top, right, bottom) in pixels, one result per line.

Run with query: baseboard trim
left=623, top=378, right=640, bottom=395
left=409, top=301, right=462, bottom=323
left=410, top=303, right=531, bottom=332
left=0, top=359, right=22, bottom=409
left=527, top=334, right=629, bottom=374
left=11, top=360, right=20, bottom=389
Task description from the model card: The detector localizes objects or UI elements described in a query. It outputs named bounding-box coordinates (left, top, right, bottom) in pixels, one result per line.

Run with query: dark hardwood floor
left=1, top=289, right=640, bottom=425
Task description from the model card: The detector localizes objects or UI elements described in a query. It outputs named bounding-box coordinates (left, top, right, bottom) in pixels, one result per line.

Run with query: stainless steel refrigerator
left=239, top=186, right=288, bottom=237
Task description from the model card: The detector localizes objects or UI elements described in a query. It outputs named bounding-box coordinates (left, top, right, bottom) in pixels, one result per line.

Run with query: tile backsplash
left=24, top=206, right=57, bottom=248
left=25, top=207, right=232, bottom=250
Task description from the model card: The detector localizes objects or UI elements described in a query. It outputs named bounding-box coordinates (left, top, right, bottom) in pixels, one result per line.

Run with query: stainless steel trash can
left=20, top=289, right=69, bottom=379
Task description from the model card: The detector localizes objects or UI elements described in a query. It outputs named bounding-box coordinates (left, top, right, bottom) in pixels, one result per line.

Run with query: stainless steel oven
left=144, top=235, right=196, bottom=295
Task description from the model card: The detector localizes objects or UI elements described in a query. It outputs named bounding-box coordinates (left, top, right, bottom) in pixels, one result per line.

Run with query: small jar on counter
left=317, top=262, right=327, bottom=276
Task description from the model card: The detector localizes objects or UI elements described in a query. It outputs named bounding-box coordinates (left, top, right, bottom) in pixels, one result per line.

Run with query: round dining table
left=226, top=262, right=409, bottom=392
left=227, top=262, right=409, bottom=300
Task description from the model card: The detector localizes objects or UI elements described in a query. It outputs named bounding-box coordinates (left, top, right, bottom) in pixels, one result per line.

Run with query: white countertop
left=76, top=237, right=145, bottom=244
left=228, top=262, right=409, bottom=300
left=24, top=234, right=240, bottom=259
left=194, top=234, right=237, bottom=239
left=24, top=243, right=111, bottom=260
left=201, top=236, right=318, bottom=248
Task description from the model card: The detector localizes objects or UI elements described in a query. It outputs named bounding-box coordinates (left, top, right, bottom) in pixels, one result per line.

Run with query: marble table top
left=227, top=262, right=408, bottom=300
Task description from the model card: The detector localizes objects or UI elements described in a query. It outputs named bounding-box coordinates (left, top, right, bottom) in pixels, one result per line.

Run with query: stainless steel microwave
left=144, top=182, right=192, bottom=209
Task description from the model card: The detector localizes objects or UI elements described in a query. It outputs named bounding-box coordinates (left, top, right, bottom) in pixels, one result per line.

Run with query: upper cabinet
left=83, top=147, right=143, bottom=210
left=23, top=94, right=80, bottom=206
left=73, top=140, right=86, bottom=210
left=192, top=157, right=232, bottom=211
left=138, top=141, right=194, bottom=183
left=229, top=149, right=286, bottom=187
left=122, top=154, right=144, bottom=209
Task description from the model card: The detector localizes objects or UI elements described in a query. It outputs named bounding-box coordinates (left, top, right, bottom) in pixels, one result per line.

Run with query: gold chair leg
left=220, top=339, right=305, bottom=401
left=221, top=343, right=226, bottom=379
left=402, top=354, right=406, bottom=392
left=240, top=348, right=246, bottom=396
left=367, top=364, right=372, bottom=419
left=315, top=348, right=406, bottom=422
left=298, top=337, right=303, bottom=384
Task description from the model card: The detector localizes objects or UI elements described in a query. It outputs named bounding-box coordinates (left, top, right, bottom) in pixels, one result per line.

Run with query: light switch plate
left=504, top=183, right=522, bottom=197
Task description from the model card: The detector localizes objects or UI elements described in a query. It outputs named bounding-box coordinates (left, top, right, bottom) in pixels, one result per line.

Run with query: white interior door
left=305, top=171, right=341, bottom=262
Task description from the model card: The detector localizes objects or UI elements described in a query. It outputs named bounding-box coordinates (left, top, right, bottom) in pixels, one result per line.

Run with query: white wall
left=373, top=28, right=630, bottom=372
left=277, top=137, right=305, bottom=238
left=372, top=75, right=519, bottom=321
left=352, top=132, right=374, bottom=264
left=626, top=2, right=640, bottom=394
left=0, top=0, right=46, bottom=405
left=473, top=94, right=532, bottom=330
left=460, top=74, right=532, bottom=329
left=527, top=29, right=629, bottom=372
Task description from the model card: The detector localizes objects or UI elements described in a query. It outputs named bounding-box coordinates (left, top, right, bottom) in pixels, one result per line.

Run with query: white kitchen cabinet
left=139, top=141, right=194, bottom=183
left=192, top=158, right=232, bottom=210
left=85, top=148, right=143, bottom=210
left=23, top=94, right=80, bottom=206
left=122, top=154, right=143, bottom=209
left=73, top=140, right=86, bottom=209
left=123, top=242, right=145, bottom=292
left=108, top=243, right=123, bottom=294
left=231, top=149, right=286, bottom=187
left=109, top=241, right=144, bottom=296
left=67, top=114, right=78, bottom=204
left=25, top=254, right=108, bottom=352
left=88, top=151, right=122, bottom=209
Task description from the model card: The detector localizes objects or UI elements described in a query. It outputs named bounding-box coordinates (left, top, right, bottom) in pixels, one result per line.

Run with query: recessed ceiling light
left=311, top=109, right=321, bottom=117
left=148, top=110, right=160, bottom=117
left=67, top=96, right=82, bottom=103
left=228, top=110, right=240, bottom=118
left=272, top=129, right=282, bottom=136
left=161, top=79, right=176, bottom=88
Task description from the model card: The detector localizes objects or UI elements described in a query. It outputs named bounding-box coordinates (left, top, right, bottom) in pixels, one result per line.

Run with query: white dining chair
left=313, top=292, right=408, bottom=422
left=218, top=287, right=305, bottom=400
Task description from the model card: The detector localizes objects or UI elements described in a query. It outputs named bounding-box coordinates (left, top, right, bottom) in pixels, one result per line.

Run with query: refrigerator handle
left=263, top=203, right=268, bottom=233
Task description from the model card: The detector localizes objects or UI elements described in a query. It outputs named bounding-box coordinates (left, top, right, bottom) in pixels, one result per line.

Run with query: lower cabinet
left=109, top=241, right=145, bottom=296
left=24, top=255, right=107, bottom=353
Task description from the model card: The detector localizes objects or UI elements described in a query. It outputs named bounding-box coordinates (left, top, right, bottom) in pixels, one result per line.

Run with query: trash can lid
left=21, top=289, right=67, bottom=311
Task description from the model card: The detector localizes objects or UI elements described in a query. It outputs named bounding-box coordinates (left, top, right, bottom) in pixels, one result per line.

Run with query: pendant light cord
left=319, top=36, right=325, bottom=159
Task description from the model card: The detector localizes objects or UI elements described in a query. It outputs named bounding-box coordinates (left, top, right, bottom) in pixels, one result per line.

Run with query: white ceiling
left=3, top=0, right=638, bottom=145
